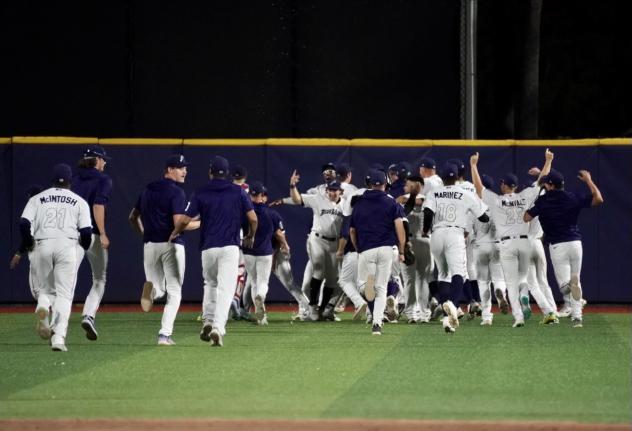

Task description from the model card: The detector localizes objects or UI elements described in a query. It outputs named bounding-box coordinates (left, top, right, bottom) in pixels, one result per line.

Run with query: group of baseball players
left=12, top=144, right=603, bottom=350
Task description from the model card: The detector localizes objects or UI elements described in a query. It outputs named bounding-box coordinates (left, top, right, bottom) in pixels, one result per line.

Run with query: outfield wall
left=2, top=138, right=631, bottom=304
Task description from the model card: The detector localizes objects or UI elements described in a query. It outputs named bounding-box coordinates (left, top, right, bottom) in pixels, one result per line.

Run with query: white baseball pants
left=202, top=245, right=240, bottom=336
left=32, top=238, right=82, bottom=340
left=273, top=250, right=309, bottom=308
left=337, top=251, right=366, bottom=309
left=549, top=240, right=584, bottom=320
left=474, top=242, right=506, bottom=321
left=528, top=239, right=557, bottom=312
left=430, top=228, right=467, bottom=282
left=400, top=237, right=433, bottom=320
left=306, top=232, right=339, bottom=287
left=465, top=236, right=477, bottom=280
left=143, top=242, right=185, bottom=337
left=244, top=254, right=273, bottom=304
left=358, top=246, right=394, bottom=326
left=79, top=234, right=108, bottom=318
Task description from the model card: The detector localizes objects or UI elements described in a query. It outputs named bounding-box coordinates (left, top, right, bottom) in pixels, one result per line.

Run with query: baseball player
left=242, top=181, right=287, bottom=326
left=129, top=155, right=194, bottom=346
left=350, top=169, right=406, bottom=335
left=20, top=164, right=92, bottom=351
left=470, top=150, right=558, bottom=327
left=337, top=163, right=358, bottom=195
left=336, top=217, right=368, bottom=319
left=288, top=170, right=345, bottom=320
left=472, top=174, right=509, bottom=325
left=71, top=144, right=113, bottom=341
left=524, top=169, right=603, bottom=327
left=171, top=156, right=257, bottom=347
left=388, top=163, right=412, bottom=199
left=422, top=163, right=489, bottom=333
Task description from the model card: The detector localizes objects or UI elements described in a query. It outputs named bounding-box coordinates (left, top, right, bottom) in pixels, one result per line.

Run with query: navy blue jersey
left=269, top=208, right=284, bottom=249
left=185, top=179, right=253, bottom=250
left=340, top=216, right=356, bottom=254
left=350, top=190, right=404, bottom=253
left=526, top=189, right=592, bottom=244
left=71, top=167, right=113, bottom=235
left=243, top=202, right=275, bottom=256
left=389, top=179, right=406, bottom=199
left=135, top=178, right=187, bottom=245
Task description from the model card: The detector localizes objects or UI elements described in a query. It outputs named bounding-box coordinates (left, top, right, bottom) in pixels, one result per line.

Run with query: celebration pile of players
left=12, top=145, right=604, bottom=350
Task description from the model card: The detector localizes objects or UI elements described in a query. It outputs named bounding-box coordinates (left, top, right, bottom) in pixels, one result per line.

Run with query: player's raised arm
left=537, top=148, right=554, bottom=182
left=469, top=152, right=483, bottom=198
left=578, top=170, right=604, bottom=206
left=289, top=170, right=303, bottom=205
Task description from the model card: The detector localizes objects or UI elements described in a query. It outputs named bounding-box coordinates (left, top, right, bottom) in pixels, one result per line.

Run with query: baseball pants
left=358, top=246, right=394, bottom=326
left=549, top=240, right=584, bottom=320
left=528, top=239, right=557, bottom=312
left=474, top=242, right=506, bottom=321
left=244, top=254, right=273, bottom=304
left=400, top=236, right=433, bottom=320
left=202, top=245, right=240, bottom=336
left=306, top=233, right=339, bottom=286
left=430, top=228, right=467, bottom=282
left=32, top=238, right=82, bottom=341
left=143, top=242, right=185, bottom=337
left=338, top=251, right=366, bottom=309
left=79, top=234, right=108, bottom=318
left=273, top=250, right=309, bottom=309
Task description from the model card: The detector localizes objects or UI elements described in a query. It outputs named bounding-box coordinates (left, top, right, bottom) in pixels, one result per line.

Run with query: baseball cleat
left=430, top=303, right=444, bottom=321
left=257, top=315, right=269, bottom=326
left=480, top=319, right=492, bottom=326
left=541, top=312, right=559, bottom=325
left=442, top=316, right=455, bottom=334
left=210, top=328, right=223, bottom=347
left=385, top=295, right=398, bottom=321
left=442, top=301, right=460, bottom=329
left=580, top=298, right=587, bottom=308
left=81, top=316, right=98, bottom=341
left=456, top=307, right=465, bottom=320
left=50, top=334, right=67, bottom=352
left=495, top=288, right=509, bottom=314
left=200, top=324, right=212, bottom=342
left=254, top=295, right=266, bottom=322
left=467, top=302, right=482, bottom=320
left=520, top=295, right=532, bottom=320
left=140, top=281, right=154, bottom=312
left=557, top=306, right=572, bottom=318
left=35, top=307, right=51, bottom=340
left=364, top=275, right=376, bottom=301
left=371, top=323, right=382, bottom=335
left=512, top=320, right=525, bottom=328
left=571, top=318, right=583, bottom=328
left=303, top=305, right=320, bottom=321
left=157, top=334, right=176, bottom=346
left=353, top=303, right=367, bottom=320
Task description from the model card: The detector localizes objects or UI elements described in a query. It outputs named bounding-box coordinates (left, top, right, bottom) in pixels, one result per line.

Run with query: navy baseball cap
left=337, top=163, right=352, bottom=178
left=52, top=163, right=72, bottom=184
left=326, top=180, right=342, bottom=191
left=322, top=162, right=336, bottom=172
left=481, top=174, right=495, bottom=190
left=210, top=156, right=229, bottom=175
left=231, top=165, right=248, bottom=179
left=419, top=157, right=436, bottom=169
left=249, top=181, right=267, bottom=195
left=499, top=173, right=519, bottom=188
left=441, top=163, right=458, bottom=180
left=542, top=170, right=564, bottom=188
left=83, top=144, right=111, bottom=160
left=397, top=162, right=412, bottom=178
left=165, top=154, right=188, bottom=169
left=388, top=163, right=398, bottom=173
left=365, top=169, right=387, bottom=186
left=446, top=158, right=466, bottom=177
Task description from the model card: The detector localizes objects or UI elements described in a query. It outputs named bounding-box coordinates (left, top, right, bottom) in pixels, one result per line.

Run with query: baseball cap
left=446, top=158, right=466, bottom=177
left=165, top=154, right=188, bottom=169
left=249, top=181, right=267, bottom=195
left=322, top=162, right=336, bottom=173
left=481, top=174, right=495, bottom=190
left=231, top=165, right=247, bottom=179
left=83, top=144, right=111, bottom=160
left=441, top=163, right=458, bottom=180
left=326, top=180, right=342, bottom=191
left=499, top=173, right=519, bottom=188
left=52, top=163, right=72, bottom=184
left=365, top=169, right=387, bottom=186
left=337, top=163, right=352, bottom=178
left=396, top=162, right=412, bottom=178
left=210, top=156, right=229, bottom=175
left=419, top=157, right=436, bottom=169
left=542, top=170, right=564, bottom=188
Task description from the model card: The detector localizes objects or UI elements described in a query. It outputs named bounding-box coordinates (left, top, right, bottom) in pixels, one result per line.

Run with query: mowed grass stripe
left=0, top=312, right=629, bottom=423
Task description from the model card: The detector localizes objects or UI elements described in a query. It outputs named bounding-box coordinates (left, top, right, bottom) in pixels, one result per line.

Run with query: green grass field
left=0, top=310, right=630, bottom=424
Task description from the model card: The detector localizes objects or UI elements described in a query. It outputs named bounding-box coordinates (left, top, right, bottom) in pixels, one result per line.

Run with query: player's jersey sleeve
left=77, top=197, right=92, bottom=230
left=94, top=175, right=113, bottom=205
left=170, top=188, right=187, bottom=215
left=185, top=192, right=200, bottom=218
left=576, top=193, right=593, bottom=209
left=21, top=196, right=37, bottom=223
left=481, top=188, right=498, bottom=208
left=240, top=189, right=254, bottom=213
left=520, top=185, right=541, bottom=205
left=270, top=210, right=284, bottom=231
left=422, top=191, right=437, bottom=213
left=394, top=201, right=405, bottom=220
left=526, top=196, right=541, bottom=218
left=465, top=191, right=487, bottom=219
left=301, top=193, right=319, bottom=210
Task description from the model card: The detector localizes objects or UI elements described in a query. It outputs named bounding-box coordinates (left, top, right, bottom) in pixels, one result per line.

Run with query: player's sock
left=309, top=278, right=322, bottom=306
left=463, top=280, right=473, bottom=303
left=367, top=300, right=374, bottom=315
left=321, top=286, right=334, bottom=309
left=429, top=280, right=438, bottom=298
left=437, top=281, right=451, bottom=304
left=386, top=280, right=399, bottom=297
left=471, top=280, right=481, bottom=302
left=451, top=275, right=464, bottom=304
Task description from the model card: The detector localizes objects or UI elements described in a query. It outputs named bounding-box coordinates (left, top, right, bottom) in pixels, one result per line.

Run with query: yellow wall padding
left=4, top=137, right=632, bottom=146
